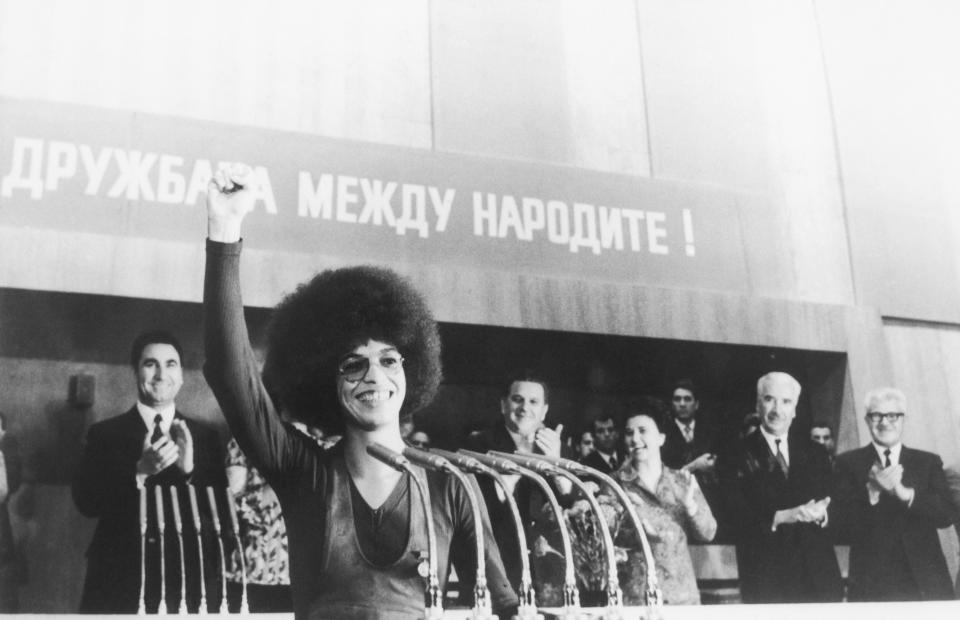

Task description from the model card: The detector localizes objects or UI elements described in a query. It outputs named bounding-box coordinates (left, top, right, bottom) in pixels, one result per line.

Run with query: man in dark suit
left=463, top=372, right=571, bottom=605
left=809, top=421, right=837, bottom=469
left=73, top=330, right=225, bottom=614
left=580, top=414, right=620, bottom=474
left=661, top=380, right=725, bottom=532
left=833, top=387, right=956, bottom=601
left=721, top=372, right=841, bottom=603
left=661, top=379, right=720, bottom=475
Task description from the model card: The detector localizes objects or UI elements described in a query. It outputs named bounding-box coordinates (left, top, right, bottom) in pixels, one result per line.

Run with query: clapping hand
left=868, top=462, right=914, bottom=503
left=534, top=423, right=564, bottom=458
left=679, top=469, right=701, bottom=516
left=869, top=462, right=903, bottom=495
left=170, top=419, right=194, bottom=475
left=684, top=452, right=717, bottom=474
left=136, top=433, right=180, bottom=477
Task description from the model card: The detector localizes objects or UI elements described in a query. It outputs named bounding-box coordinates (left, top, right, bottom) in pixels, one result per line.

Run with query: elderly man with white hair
left=834, top=387, right=957, bottom=601
left=722, top=372, right=842, bottom=603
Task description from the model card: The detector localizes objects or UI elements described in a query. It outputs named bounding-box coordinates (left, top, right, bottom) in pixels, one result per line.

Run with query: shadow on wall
left=9, top=483, right=93, bottom=613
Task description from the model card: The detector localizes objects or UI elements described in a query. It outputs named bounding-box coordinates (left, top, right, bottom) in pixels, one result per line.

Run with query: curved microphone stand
left=524, top=454, right=663, bottom=608
left=186, top=485, right=208, bottom=614
left=430, top=448, right=542, bottom=620
left=489, top=451, right=623, bottom=614
left=402, top=446, right=497, bottom=620
left=138, top=486, right=147, bottom=615
left=205, top=487, right=229, bottom=614
left=366, top=443, right=444, bottom=620
left=154, top=486, right=168, bottom=615
left=223, top=487, right=250, bottom=614
left=460, top=450, right=582, bottom=618
left=168, top=487, right=188, bottom=614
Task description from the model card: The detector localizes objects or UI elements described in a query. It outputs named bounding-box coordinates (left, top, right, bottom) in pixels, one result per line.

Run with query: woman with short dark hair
left=602, top=400, right=716, bottom=605
left=203, top=165, right=516, bottom=619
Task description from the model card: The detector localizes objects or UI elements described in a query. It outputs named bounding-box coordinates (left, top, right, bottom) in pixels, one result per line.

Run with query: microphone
left=187, top=485, right=208, bottom=615
left=366, top=443, right=443, bottom=620
left=154, top=486, right=168, bottom=615
left=524, top=454, right=663, bottom=607
left=460, top=450, right=581, bottom=617
left=224, top=487, right=249, bottom=614
left=169, top=487, right=188, bottom=614
left=429, top=449, right=541, bottom=620
left=206, top=486, right=229, bottom=614
left=402, top=446, right=497, bottom=620
left=489, top=451, right=623, bottom=612
left=138, top=486, right=147, bottom=615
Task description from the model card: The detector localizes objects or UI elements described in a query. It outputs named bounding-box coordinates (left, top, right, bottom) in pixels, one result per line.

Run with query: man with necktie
left=580, top=413, right=621, bottom=474
left=73, top=330, right=225, bottom=613
left=721, top=372, right=841, bottom=603
left=661, top=379, right=720, bottom=476
left=463, top=372, right=571, bottom=605
left=834, top=387, right=956, bottom=601
left=661, top=380, right=725, bottom=534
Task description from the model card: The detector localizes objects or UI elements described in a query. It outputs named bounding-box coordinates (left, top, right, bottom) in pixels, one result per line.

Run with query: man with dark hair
left=661, top=379, right=719, bottom=476
left=834, top=387, right=955, bottom=601
left=73, top=330, right=225, bottom=613
left=463, top=372, right=570, bottom=605
left=580, top=414, right=621, bottom=474
left=660, top=380, right=724, bottom=536
left=809, top=422, right=836, bottom=467
left=721, top=372, right=841, bottom=603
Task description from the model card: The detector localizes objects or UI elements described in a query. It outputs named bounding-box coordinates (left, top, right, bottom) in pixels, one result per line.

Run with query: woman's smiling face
left=337, top=339, right=406, bottom=432
left=625, top=414, right=664, bottom=466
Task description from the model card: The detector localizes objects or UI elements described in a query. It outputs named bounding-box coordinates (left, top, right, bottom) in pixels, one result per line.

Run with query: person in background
left=720, top=372, right=841, bottom=603
left=740, top=412, right=760, bottom=439
left=833, top=387, right=956, bottom=601
left=580, top=414, right=621, bottom=474
left=0, top=411, right=22, bottom=612
left=225, top=437, right=292, bottom=613
left=809, top=421, right=836, bottom=468
left=597, top=402, right=717, bottom=605
left=576, top=429, right=595, bottom=463
left=73, top=330, right=226, bottom=613
left=944, top=462, right=960, bottom=597
left=204, top=165, right=516, bottom=618
left=463, top=372, right=571, bottom=605
left=407, top=430, right=431, bottom=450
left=660, top=380, right=725, bottom=534
left=661, top=380, right=720, bottom=479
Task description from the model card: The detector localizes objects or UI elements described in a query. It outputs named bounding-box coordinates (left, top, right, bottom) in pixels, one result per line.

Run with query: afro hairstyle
left=262, top=265, right=442, bottom=434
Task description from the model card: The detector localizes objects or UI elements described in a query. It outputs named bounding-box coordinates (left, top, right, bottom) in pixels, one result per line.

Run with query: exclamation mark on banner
left=683, top=209, right=696, bottom=257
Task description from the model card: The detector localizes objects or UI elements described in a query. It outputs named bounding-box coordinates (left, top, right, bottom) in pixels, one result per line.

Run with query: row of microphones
left=366, top=444, right=663, bottom=620
left=137, top=484, right=247, bottom=615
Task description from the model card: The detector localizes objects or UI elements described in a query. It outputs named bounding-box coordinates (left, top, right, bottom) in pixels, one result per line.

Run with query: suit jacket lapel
left=899, top=446, right=919, bottom=489
left=747, top=431, right=784, bottom=479
left=123, top=405, right=148, bottom=434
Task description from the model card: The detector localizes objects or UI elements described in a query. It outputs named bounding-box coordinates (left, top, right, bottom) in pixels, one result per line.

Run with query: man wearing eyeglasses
left=834, top=387, right=956, bottom=601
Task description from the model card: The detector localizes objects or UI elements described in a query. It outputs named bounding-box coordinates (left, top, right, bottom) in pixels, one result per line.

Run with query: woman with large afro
left=203, top=165, right=517, bottom=619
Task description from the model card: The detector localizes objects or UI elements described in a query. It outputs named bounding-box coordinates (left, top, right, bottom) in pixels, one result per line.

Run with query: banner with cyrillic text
left=0, top=98, right=755, bottom=300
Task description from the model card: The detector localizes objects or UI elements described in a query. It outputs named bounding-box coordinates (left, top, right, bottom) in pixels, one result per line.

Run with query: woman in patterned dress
left=605, top=403, right=717, bottom=605
left=225, top=437, right=292, bottom=612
